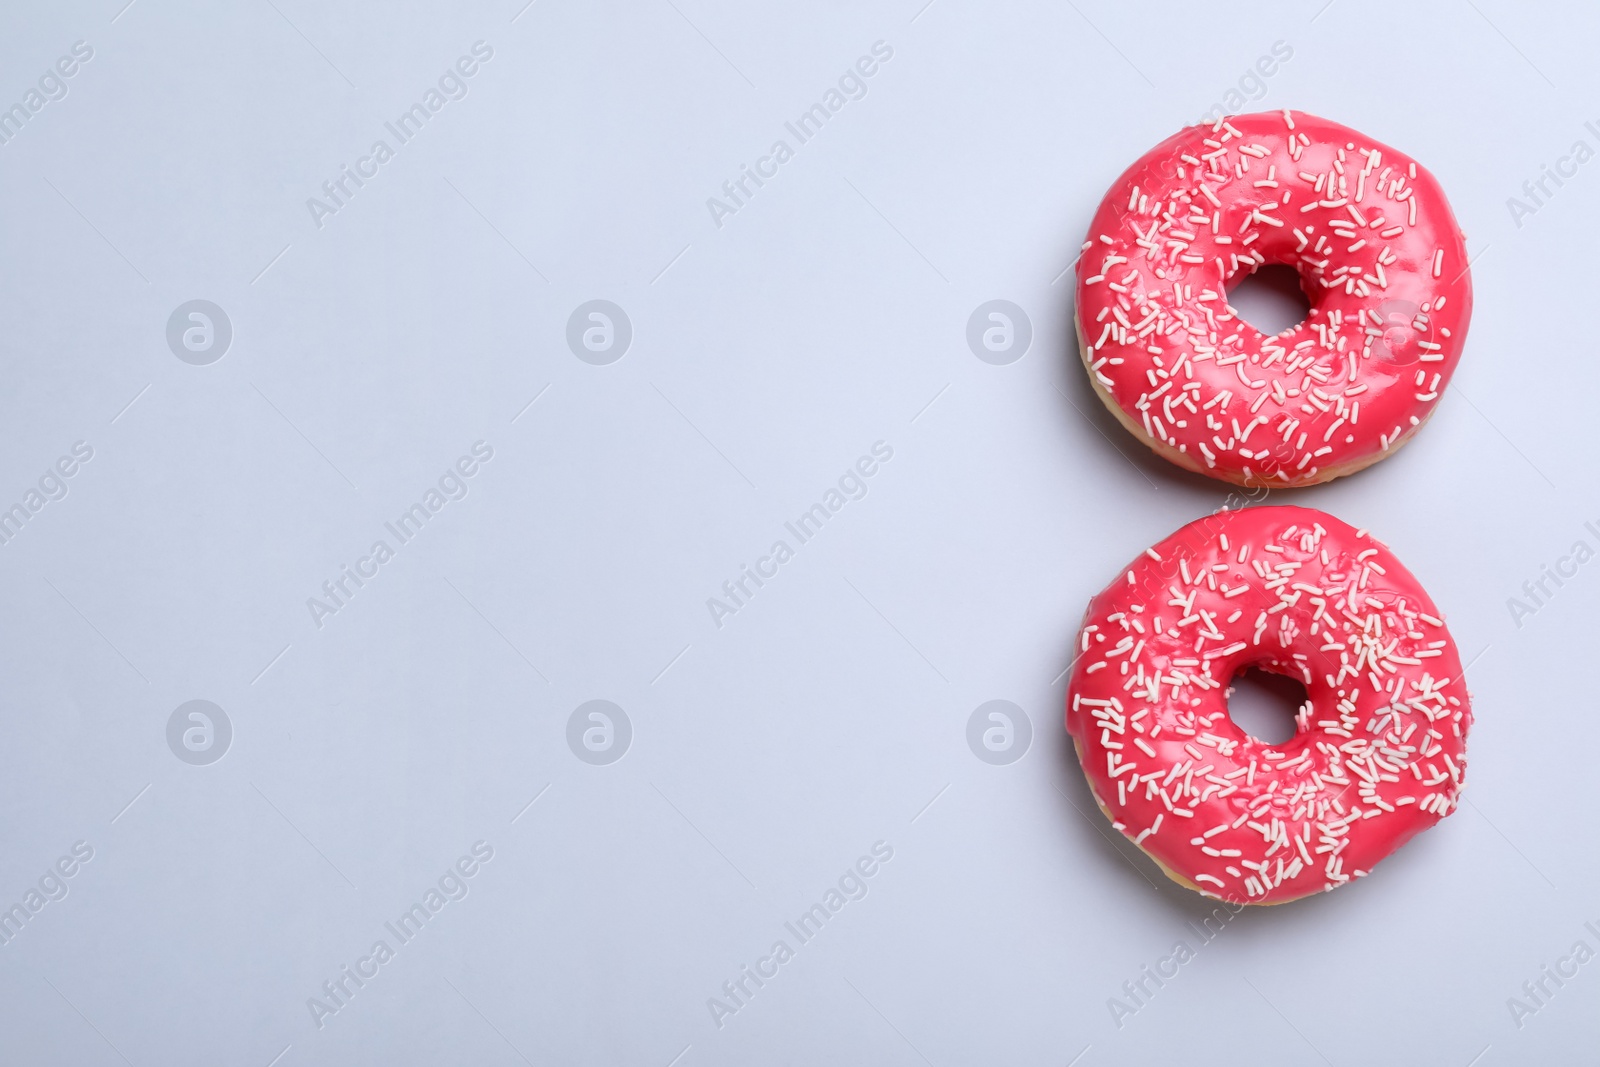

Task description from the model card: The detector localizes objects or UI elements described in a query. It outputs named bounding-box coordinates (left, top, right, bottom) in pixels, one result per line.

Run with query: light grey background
left=0, top=0, right=1592, bottom=1064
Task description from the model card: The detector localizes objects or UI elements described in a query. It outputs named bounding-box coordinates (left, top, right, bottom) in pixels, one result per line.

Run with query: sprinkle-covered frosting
left=1074, top=110, right=1472, bottom=487
left=1065, top=505, right=1471, bottom=905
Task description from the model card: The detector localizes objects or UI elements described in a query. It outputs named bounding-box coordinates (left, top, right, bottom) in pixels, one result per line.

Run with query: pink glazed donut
left=1075, top=110, right=1472, bottom=487
left=1065, top=505, right=1471, bottom=905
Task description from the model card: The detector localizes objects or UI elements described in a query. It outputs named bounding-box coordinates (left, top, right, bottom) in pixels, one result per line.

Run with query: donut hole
left=1225, top=666, right=1309, bottom=745
left=1225, top=263, right=1312, bottom=336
